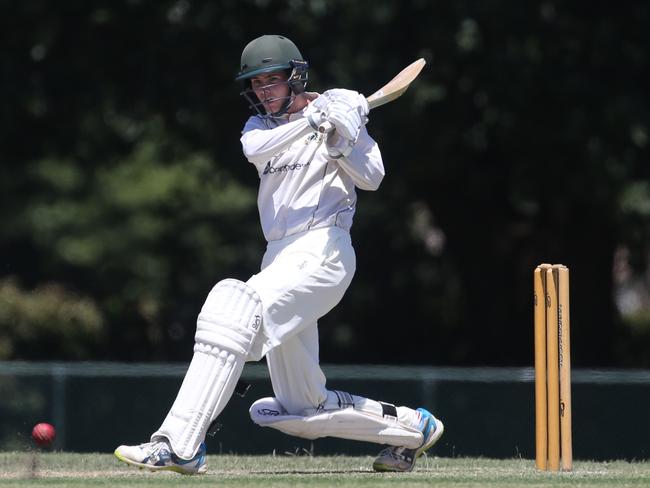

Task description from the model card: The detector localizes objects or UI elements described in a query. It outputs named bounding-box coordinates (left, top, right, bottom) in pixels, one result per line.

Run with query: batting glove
left=304, top=94, right=330, bottom=131
left=326, top=97, right=369, bottom=144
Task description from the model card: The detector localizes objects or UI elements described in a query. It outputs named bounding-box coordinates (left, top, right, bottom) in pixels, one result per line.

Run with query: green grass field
left=0, top=453, right=648, bottom=487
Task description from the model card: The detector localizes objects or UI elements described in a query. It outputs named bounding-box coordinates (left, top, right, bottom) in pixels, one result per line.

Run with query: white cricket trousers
left=246, top=226, right=355, bottom=415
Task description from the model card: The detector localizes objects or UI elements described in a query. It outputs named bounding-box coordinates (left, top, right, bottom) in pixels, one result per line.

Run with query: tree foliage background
left=2, top=0, right=649, bottom=367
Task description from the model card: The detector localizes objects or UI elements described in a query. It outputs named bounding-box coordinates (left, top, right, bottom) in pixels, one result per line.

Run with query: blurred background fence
left=1, top=362, right=648, bottom=460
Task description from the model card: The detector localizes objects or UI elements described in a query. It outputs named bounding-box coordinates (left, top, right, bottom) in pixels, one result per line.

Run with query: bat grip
left=318, top=121, right=334, bottom=134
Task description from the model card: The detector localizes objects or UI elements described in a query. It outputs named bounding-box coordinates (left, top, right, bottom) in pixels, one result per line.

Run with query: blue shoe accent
left=415, top=408, right=437, bottom=453
left=150, top=442, right=206, bottom=470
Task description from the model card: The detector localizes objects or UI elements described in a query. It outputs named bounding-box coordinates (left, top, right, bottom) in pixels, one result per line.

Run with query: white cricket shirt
left=240, top=110, right=384, bottom=242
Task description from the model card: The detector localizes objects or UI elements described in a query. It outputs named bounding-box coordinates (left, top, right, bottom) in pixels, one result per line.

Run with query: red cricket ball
left=31, top=423, right=56, bottom=447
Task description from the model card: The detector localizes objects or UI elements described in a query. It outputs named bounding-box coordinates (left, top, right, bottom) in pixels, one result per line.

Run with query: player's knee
left=196, top=279, right=262, bottom=356
left=249, top=397, right=289, bottom=425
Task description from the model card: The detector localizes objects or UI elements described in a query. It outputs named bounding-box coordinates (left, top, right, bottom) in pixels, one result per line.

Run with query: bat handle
left=318, top=121, right=334, bottom=134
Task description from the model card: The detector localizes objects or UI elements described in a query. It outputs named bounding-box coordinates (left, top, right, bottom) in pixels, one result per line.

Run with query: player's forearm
left=241, top=118, right=314, bottom=165
left=336, top=130, right=385, bottom=191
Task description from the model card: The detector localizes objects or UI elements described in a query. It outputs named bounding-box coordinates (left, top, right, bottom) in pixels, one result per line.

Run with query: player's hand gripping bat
left=318, top=58, right=427, bottom=133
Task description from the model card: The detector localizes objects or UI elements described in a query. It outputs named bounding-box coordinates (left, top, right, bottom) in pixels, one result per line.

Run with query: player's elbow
left=356, top=169, right=384, bottom=191
left=241, top=137, right=266, bottom=165
left=240, top=134, right=256, bottom=158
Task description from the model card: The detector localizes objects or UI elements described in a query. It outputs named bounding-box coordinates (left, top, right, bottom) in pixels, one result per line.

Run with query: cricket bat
left=318, top=58, right=427, bottom=133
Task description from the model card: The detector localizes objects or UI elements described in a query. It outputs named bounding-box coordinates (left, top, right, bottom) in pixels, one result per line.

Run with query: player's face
left=250, top=71, right=290, bottom=114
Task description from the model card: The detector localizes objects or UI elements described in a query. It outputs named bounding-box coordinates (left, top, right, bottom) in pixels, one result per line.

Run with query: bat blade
left=366, top=58, right=426, bottom=109
left=318, top=58, right=427, bottom=133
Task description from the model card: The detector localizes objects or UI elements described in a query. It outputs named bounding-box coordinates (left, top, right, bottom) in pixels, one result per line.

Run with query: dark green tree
left=1, top=1, right=648, bottom=365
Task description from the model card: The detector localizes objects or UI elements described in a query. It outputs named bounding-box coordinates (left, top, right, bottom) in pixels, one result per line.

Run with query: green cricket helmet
left=236, top=35, right=309, bottom=118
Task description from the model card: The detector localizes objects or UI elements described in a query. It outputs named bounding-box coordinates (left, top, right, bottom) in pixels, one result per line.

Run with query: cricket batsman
left=115, top=34, right=444, bottom=474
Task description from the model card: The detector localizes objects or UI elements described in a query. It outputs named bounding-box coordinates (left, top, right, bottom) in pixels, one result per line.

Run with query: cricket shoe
left=372, top=408, right=444, bottom=472
left=114, top=440, right=207, bottom=474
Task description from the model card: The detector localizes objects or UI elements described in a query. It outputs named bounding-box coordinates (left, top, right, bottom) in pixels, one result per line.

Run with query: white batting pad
left=249, top=392, right=423, bottom=449
left=154, top=279, right=262, bottom=459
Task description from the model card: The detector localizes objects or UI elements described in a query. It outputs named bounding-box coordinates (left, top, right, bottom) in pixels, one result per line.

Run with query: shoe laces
left=140, top=441, right=171, bottom=461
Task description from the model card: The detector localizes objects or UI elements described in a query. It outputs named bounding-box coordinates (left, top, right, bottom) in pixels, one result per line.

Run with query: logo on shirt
left=263, top=161, right=311, bottom=175
left=306, top=132, right=321, bottom=143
